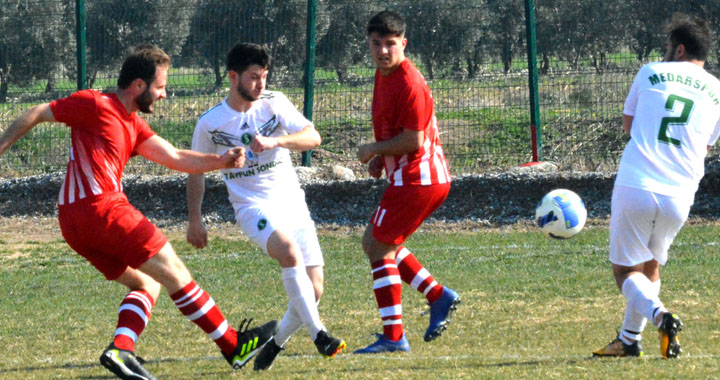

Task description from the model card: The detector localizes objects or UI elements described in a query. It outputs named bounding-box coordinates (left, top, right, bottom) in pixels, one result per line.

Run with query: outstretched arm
left=136, top=135, right=246, bottom=173
left=250, top=125, right=321, bottom=153
left=0, top=103, right=56, bottom=156
left=186, top=173, right=208, bottom=249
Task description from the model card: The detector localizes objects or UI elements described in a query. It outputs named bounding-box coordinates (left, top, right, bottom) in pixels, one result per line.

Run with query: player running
left=593, top=14, right=720, bottom=359
left=186, top=42, right=346, bottom=370
left=354, top=11, right=460, bottom=354
left=0, top=45, right=278, bottom=380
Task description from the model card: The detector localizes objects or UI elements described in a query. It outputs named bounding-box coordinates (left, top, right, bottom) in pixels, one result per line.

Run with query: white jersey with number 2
left=192, top=91, right=311, bottom=206
left=617, top=61, right=720, bottom=199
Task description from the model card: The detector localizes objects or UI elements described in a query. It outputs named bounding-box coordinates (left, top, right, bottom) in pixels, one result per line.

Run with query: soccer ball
left=535, top=189, right=587, bottom=239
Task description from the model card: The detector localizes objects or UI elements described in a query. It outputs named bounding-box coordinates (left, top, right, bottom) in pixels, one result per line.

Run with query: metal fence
left=1, top=0, right=719, bottom=177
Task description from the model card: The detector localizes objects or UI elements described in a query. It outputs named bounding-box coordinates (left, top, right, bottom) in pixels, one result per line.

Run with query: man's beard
left=136, top=88, right=155, bottom=113
left=237, top=82, right=260, bottom=102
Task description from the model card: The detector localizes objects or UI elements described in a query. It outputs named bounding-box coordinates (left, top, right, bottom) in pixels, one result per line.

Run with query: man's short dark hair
left=665, top=13, right=712, bottom=61
left=117, top=44, right=170, bottom=89
left=226, top=43, right=271, bottom=74
left=367, top=10, right=406, bottom=37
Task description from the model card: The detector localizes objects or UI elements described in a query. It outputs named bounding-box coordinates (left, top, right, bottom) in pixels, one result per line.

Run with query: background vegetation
left=1, top=0, right=720, bottom=176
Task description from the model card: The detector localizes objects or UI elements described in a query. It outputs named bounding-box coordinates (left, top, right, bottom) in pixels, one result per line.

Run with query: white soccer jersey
left=192, top=91, right=311, bottom=206
left=616, top=61, right=720, bottom=198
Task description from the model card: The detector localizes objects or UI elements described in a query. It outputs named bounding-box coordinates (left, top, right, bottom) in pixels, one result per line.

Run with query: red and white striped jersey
left=372, top=58, right=451, bottom=186
left=50, top=90, right=156, bottom=205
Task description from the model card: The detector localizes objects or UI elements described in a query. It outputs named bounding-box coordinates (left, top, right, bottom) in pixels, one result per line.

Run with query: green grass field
left=2, top=221, right=720, bottom=379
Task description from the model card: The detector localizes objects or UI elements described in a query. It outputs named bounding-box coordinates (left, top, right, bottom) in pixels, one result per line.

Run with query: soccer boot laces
left=223, top=318, right=279, bottom=369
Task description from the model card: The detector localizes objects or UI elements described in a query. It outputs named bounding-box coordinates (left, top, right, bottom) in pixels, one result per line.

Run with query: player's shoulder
left=259, top=90, right=290, bottom=104
left=198, top=100, right=231, bottom=126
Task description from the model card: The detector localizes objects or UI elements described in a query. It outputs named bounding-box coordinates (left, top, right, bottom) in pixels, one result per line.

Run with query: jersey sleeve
left=396, top=82, right=428, bottom=131
left=191, top=119, right=216, bottom=154
left=49, top=90, right=97, bottom=127
left=135, top=117, right=156, bottom=146
left=273, top=92, right=312, bottom=134
left=708, top=117, right=720, bottom=147
left=623, top=67, right=645, bottom=116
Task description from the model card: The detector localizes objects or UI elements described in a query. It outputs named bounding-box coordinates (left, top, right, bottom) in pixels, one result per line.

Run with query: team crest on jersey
left=256, top=115, right=279, bottom=137
left=257, top=218, right=267, bottom=231
left=210, top=131, right=243, bottom=147
left=241, top=133, right=253, bottom=145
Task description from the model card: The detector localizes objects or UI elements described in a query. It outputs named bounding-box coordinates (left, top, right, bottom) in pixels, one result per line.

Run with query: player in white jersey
left=593, top=14, right=720, bottom=359
left=186, top=43, right=346, bottom=370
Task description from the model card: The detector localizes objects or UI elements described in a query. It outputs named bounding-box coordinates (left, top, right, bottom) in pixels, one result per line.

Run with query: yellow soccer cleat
left=658, top=313, right=683, bottom=359
left=592, top=337, right=643, bottom=357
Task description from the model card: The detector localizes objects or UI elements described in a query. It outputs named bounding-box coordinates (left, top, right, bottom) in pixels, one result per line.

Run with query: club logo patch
left=257, top=218, right=267, bottom=231
left=241, top=133, right=253, bottom=145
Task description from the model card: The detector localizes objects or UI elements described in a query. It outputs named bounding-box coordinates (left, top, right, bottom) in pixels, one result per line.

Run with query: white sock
left=620, top=280, right=659, bottom=342
left=282, top=266, right=324, bottom=340
left=274, top=304, right=304, bottom=347
left=622, top=274, right=667, bottom=327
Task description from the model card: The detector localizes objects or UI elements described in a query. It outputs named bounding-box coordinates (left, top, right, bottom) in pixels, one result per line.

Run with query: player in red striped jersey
left=0, top=45, right=277, bottom=379
left=354, top=11, right=460, bottom=354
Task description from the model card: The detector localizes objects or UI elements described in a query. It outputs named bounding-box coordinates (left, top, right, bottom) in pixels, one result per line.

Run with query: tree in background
left=0, top=2, right=60, bottom=102
left=315, top=1, right=369, bottom=85
left=86, top=0, right=191, bottom=88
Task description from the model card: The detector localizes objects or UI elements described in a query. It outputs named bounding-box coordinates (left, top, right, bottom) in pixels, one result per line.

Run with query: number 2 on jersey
left=658, top=94, right=694, bottom=147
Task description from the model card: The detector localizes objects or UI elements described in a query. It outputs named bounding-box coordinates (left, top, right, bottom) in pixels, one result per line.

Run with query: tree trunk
left=0, top=76, right=8, bottom=103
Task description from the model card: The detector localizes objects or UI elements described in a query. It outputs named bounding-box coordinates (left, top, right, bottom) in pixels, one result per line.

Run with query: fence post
left=524, top=0, right=542, bottom=162
left=301, top=0, right=317, bottom=167
left=75, top=0, right=87, bottom=90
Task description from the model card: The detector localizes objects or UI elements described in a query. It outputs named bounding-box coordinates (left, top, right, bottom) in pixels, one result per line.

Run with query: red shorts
left=371, top=182, right=450, bottom=245
left=58, top=192, right=168, bottom=280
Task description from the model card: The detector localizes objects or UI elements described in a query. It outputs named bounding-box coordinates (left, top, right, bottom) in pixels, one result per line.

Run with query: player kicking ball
left=593, top=13, right=720, bottom=359
left=0, top=45, right=278, bottom=379
left=354, top=11, right=460, bottom=354
left=186, top=42, right=345, bottom=370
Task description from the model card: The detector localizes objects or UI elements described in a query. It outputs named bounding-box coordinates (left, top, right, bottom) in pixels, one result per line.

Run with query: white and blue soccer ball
left=535, top=188, right=587, bottom=239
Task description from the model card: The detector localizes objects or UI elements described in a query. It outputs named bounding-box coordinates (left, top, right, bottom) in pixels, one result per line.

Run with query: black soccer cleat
left=100, top=343, right=158, bottom=380
left=658, top=312, right=683, bottom=359
left=253, top=338, right=284, bottom=371
left=313, top=330, right=346, bottom=358
left=223, top=319, right=278, bottom=369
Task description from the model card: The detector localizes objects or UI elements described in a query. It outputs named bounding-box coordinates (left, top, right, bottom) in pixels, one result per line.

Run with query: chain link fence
left=1, top=0, right=719, bottom=177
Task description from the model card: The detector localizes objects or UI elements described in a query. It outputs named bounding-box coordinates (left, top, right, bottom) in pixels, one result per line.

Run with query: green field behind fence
left=2, top=224, right=720, bottom=379
left=2, top=0, right=720, bottom=177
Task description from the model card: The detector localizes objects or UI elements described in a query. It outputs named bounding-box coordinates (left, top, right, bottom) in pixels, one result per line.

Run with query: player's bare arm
left=136, top=135, right=246, bottom=173
left=0, top=103, right=55, bottom=156
left=357, top=128, right=423, bottom=163
left=251, top=125, right=320, bottom=153
left=186, top=173, right=208, bottom=249
left=622, top=114, right=633, bottom=134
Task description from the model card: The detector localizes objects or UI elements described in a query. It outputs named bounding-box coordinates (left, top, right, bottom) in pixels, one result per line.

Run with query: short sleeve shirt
left=192, top=91, right=311, bottom=206
left=372, top=58, right=451, bottom=186
left=616, top=61, right=720, bottom=198
left=50, top=90, right=156, bottom=205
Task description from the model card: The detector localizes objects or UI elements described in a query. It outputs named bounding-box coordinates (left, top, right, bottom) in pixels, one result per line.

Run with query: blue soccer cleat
left=354, top=333, right=410, bottom=354
left=424, top=287, right=461, bottom=342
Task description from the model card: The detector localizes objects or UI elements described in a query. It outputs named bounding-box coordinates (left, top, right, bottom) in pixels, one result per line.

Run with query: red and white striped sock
left=170, top=281, right=238, bottom=355
left=395, top=246, right=444, bottom=304
left=371, top=259, right=404, bottom=341
left=113, top=290, right=155, bottom=352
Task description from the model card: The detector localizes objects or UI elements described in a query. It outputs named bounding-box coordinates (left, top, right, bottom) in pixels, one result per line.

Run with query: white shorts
left=609, top=185, right=691, bottom=266
left=234, top=201, right=324, bottom=267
